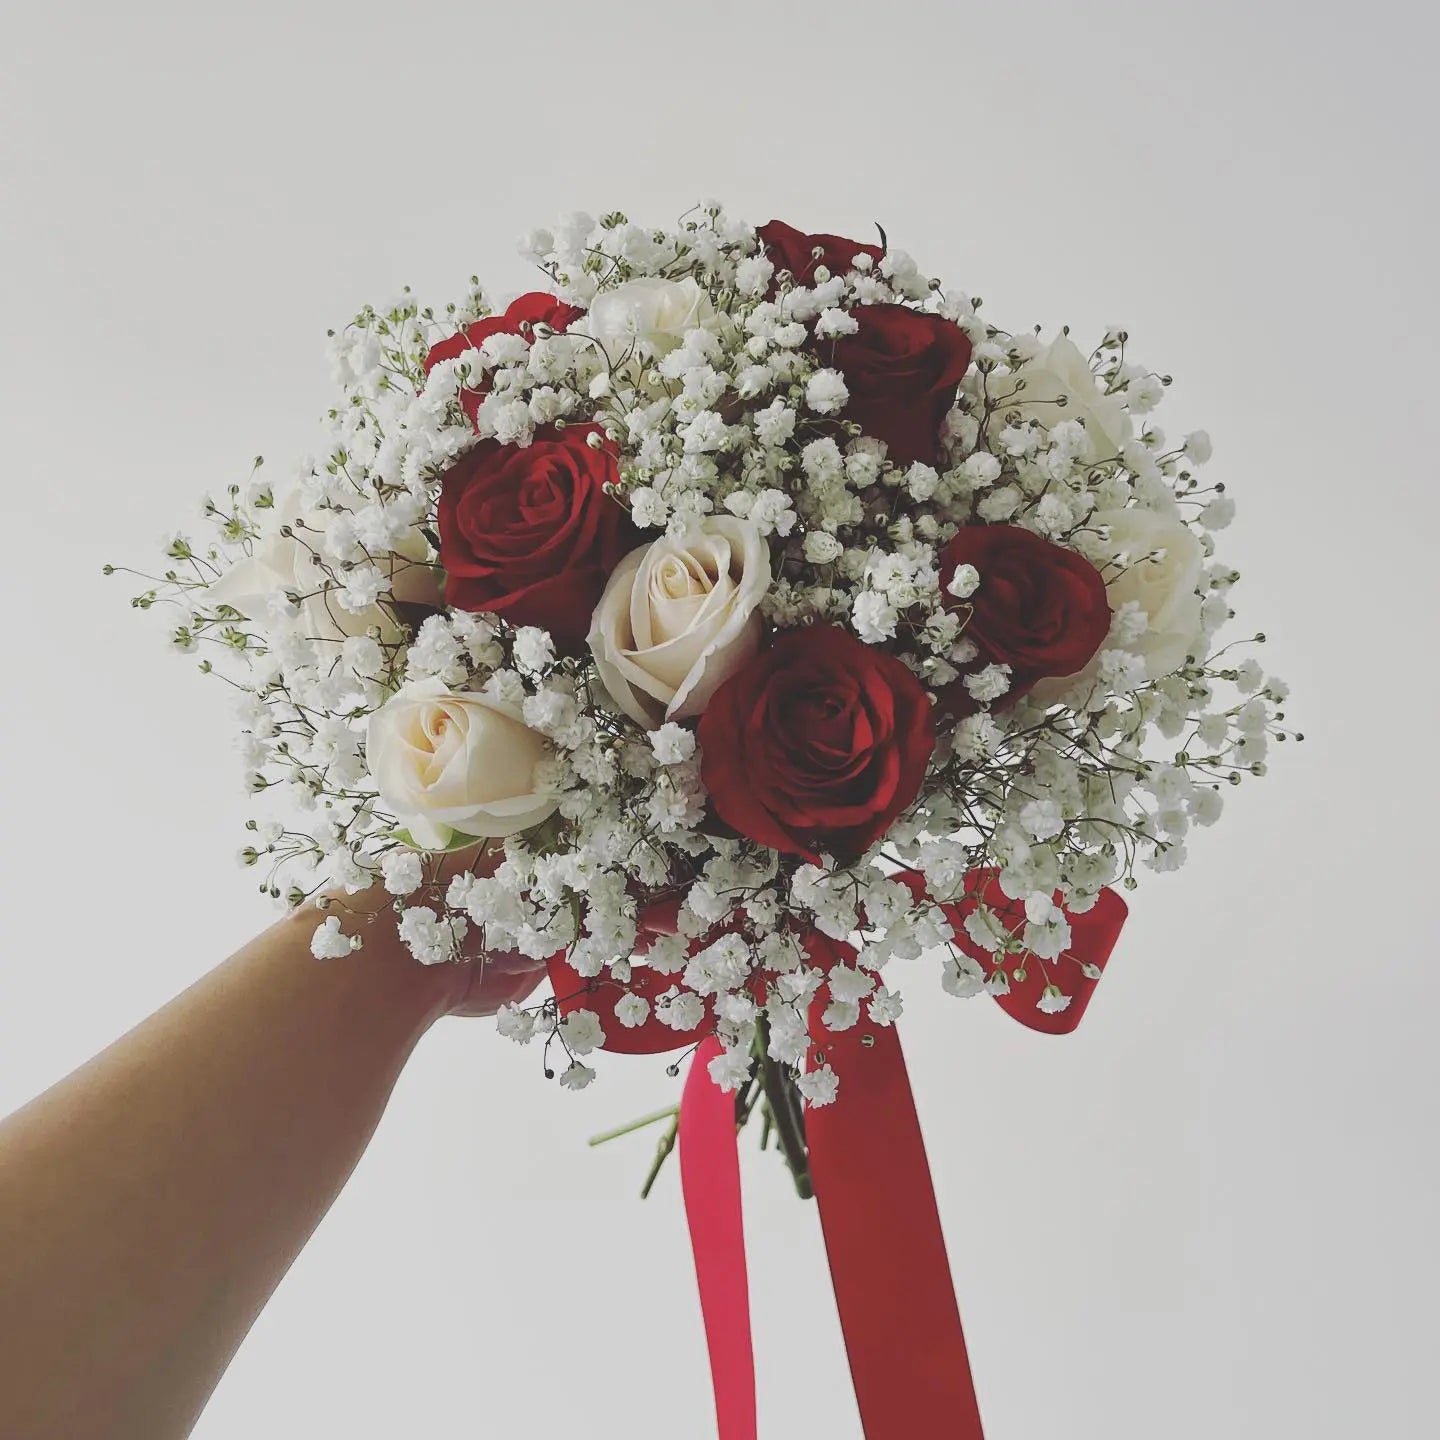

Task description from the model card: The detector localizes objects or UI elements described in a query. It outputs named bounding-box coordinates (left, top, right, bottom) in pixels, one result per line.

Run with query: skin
left=0, top=854, right=542, bottom=1440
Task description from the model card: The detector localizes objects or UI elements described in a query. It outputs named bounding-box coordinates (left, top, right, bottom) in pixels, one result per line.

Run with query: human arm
left=0, top=880, right=534, bottom=1440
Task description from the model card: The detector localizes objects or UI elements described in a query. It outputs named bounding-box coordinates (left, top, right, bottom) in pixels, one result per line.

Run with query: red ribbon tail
left=808, top=1018, right=986, bottom=1440
left=664, top=876, right=1129, bottom=1438
left=679, top=1037, right=757, bottom=1440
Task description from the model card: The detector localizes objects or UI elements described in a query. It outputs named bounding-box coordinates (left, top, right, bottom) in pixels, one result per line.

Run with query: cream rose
left=1031, top=506, right=1204, bottom=704
left=207, top=490, right=439, bottom=647
left=990, top=334, right=1133, bottom=462
left=582, top=277, right=715, bottom=359
left=366, top=679, right=559, bottom=849
left=588, top=515, right=772, bottom=729
left=1094, top=507, right=1205, bottom=677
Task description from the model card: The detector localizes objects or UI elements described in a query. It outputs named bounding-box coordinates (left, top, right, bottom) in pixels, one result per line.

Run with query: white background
left=3, top=2, right=1437, bottom=1435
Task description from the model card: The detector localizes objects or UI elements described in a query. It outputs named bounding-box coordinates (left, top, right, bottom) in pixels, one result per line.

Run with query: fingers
left=448, top=958, right=549, bottom=1018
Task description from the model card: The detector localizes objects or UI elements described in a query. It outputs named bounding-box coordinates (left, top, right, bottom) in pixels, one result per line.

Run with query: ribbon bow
left=547, top=868, right=1128, bottom=1438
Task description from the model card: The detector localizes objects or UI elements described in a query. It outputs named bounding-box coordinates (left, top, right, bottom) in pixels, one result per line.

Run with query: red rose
left=756, top=219, right=884, bottom=287
left=437, top=425, right=634, bottom=643
left=829, top=304, right=972, bottom=467
left=939, top=524, right=1110, bottom=710
left=698, top=625, right=935, bottom=865
left=424, top=292, right=584, bottom=427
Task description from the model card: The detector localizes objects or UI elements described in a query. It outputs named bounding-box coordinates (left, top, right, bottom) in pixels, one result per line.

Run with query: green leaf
left=388, top=827, right=483, bottom=854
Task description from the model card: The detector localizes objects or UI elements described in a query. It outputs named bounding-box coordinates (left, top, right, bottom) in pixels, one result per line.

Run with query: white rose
left=581, top=277, right=715, bottom=359
left=366, top=678, right=559, bottom=849
left=1031, top=507, right=1204, bottom=704
left=990, top=334, right=1133, bottom=462
left=1095, top=507, right=1205, bottom=678
left=207, top=490, right=438, bottom=646
left=588, top=515, right=772, bottom=729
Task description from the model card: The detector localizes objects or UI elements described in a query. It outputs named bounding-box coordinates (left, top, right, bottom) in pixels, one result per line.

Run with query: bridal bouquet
left=120, top=204, right=1292, bottom=1436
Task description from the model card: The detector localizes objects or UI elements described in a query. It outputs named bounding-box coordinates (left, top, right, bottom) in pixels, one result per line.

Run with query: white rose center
left=588, top=516, right=772, bottom=728
left=648, top=549, right=734, bottom=643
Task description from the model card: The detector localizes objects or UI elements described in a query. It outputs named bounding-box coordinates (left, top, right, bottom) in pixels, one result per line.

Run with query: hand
left=411, top=842, right=550, bottom=1019
left=442, top=951, right=549, bottom=1018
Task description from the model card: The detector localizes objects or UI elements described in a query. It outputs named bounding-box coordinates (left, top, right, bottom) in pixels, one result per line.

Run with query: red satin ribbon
left=806, top=1015, right=985, bottom=1438
left=557, top=871, right=1127, bottom=1437
left=679, top=1037, right=758, bottom=1440
left=678, top=1017, right=985, bottom=1439
left=944, top=867, right=1128, bottom=1035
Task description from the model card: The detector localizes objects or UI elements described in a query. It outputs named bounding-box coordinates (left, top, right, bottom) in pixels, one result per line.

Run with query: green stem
left=639, top=1115, right=679, bottom=1200
left=588, top=1105, right=680, bottom=1147
left=733, top=1072, right=762, bottom=1129
left=757, top=1020, right=812, bottom=1200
